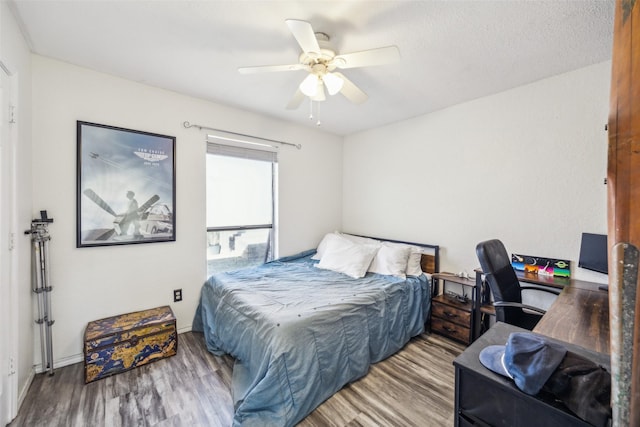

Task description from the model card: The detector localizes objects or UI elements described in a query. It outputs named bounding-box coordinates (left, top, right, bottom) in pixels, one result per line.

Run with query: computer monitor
left=578, top=233, right=608, bottom=274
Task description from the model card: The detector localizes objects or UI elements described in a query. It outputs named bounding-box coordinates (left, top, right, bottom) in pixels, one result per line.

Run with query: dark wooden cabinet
left=431, top=273, right=477, bottom=344
left=454, top=322, right=611, bottom=427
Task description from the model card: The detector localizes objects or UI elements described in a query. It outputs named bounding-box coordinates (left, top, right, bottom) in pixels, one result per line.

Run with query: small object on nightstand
left=445, top=290, right=469, bottom=303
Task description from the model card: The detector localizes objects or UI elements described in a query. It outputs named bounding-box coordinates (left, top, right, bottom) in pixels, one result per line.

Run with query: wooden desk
left=515, top=270, right=603, bottom=291
left=533, top=280, right=609, bottom=354
left=475, top=268, right=610, bottom=354
left=515, top=270, right=570, bottom=288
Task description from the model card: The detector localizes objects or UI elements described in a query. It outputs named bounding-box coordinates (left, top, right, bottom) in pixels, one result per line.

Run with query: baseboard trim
left=35, top=353, right=84, bottom=374
left=16, top=367, right=35, bottom=416
left=178, top=325, right=192, bottom=334
left=37, top=327, right=194, bottom=374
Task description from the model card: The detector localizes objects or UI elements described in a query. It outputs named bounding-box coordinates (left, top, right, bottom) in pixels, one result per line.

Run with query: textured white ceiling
left=9, top=0, right=615, bottom=136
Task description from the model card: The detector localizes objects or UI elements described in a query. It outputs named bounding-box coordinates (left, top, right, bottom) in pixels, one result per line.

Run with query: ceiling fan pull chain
left=316, top=103, right=321, bottom=126
left=309, top=98, right=314, bottom=120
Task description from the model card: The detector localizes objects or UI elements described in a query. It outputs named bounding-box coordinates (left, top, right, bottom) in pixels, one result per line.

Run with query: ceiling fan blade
left=285, top=19, right=320, bottom=55
left=333, top=72, right=368, bottom=104
left=333, top=46, right=400, bottom=69
left=323, top=72, right=344, bottom=95
left=239, top=63, right=306, bottom=74
left=286, top=89, right=305, bottom=110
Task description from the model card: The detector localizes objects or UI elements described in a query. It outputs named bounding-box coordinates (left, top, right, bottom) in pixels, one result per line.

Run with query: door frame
left=0, top=59, right=19, bottom=425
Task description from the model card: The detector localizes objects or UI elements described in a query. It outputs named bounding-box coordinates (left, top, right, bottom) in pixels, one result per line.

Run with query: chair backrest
left=475, top=239, right=523, bottom=323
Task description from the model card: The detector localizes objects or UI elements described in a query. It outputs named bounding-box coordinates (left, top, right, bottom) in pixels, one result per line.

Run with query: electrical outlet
left=173, top=289, right=182, bottom=302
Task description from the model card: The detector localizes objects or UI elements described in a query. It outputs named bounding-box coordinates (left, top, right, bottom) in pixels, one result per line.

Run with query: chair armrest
left=493, top=301, right=547, bottom=315
left=519, top=285, right=561, bottom=296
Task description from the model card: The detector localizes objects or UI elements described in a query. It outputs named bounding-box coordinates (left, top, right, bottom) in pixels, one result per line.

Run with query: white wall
left=31, top=56, right=342, bottom=367
left=1, top=0, right=34, bottom=415
left=20, top=29, right=613, bottom=395
left=343, top=61, right=611, bottom=284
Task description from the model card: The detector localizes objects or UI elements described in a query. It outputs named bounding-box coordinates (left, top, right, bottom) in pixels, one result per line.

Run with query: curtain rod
left=183, top=121, right=301, bottom=149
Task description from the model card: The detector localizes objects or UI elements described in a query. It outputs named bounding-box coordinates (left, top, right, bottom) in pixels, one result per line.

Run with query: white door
left=0, top=62, right=16, bottom=426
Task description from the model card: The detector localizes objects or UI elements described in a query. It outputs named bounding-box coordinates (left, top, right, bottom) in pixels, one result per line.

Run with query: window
left=206, top=141, right=277, bottom=276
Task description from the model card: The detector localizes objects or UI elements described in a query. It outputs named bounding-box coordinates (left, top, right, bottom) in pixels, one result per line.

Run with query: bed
left=192, top=233, right=439, bottom=426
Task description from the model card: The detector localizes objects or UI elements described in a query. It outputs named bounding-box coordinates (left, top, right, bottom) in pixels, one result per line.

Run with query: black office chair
left=476, top=239, right=560, bottom=330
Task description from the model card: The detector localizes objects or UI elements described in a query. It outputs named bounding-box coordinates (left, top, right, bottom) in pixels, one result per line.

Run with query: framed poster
left=77, top=121, right=176, bottom=247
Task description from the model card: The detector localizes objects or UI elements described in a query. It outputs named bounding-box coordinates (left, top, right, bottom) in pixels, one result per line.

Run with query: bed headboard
left=420, top=253, right=438, bottom=275
left=345, top=233, right=440, bottom=275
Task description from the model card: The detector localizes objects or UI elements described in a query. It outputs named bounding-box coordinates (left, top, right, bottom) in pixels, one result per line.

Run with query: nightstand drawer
left=432, top=316, right=471, bottom=344
left=433, top=302, right=471, bottom=327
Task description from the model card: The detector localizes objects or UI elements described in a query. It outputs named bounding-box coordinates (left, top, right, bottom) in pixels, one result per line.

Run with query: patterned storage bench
left=84, top=305, right=177, bottom=383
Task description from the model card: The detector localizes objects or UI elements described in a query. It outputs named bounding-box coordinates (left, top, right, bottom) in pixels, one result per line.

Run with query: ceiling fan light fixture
left=311, top=80, right=326, bottom=101
left=240, top=19, right=393, bottom=113
left=322, top=72, right=344, bottom=96
left=299, top=73, right=319, bottom=97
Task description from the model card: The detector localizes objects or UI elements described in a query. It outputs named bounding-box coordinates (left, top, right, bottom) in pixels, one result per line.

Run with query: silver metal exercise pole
left=32, top=237, right=46, bottom=373
left=42, top=234, right=54, bottom=375
left=25, top=210, right=55, bottom=376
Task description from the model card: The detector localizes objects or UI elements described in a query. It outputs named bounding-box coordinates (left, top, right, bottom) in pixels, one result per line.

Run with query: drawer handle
left=444, top=312, right=458, bottom=318
left=443, top=326, right=455, bottom=333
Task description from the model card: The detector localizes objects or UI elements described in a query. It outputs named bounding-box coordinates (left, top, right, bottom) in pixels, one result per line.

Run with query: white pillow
left=406, top=247, right=431, bottom=276
left=368, top=243, right=412, bottom=278
left=339, top=233, right=381, bottom=246
left=316, top=237, right=380, bottom=279
left=313, top=232, right=430, bottom=276
left=313, top=232, right=381, bottom=260
left=377, top=241, right=430, bottom=276
left=311, top=232, right=342, bottom=260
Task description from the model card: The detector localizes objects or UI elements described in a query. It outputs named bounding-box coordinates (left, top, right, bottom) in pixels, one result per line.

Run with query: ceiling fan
left=238, top=19, right=400, bottom=110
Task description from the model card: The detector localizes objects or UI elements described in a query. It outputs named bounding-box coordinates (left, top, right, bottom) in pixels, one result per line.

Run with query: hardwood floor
left=10, top=331, right=464, bottom=427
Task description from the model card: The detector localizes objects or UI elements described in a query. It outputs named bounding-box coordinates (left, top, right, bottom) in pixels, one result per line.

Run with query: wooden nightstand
left=431, top=273, right=478, bottom=345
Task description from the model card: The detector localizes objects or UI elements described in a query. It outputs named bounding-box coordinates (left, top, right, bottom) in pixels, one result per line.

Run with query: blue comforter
left=192, top=251, right=431, bottom=426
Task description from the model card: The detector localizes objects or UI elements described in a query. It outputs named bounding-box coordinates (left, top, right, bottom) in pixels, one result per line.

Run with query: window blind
left=206, top=132, right=278, bottom=163
left=207, top=141, right=278, bottom=163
